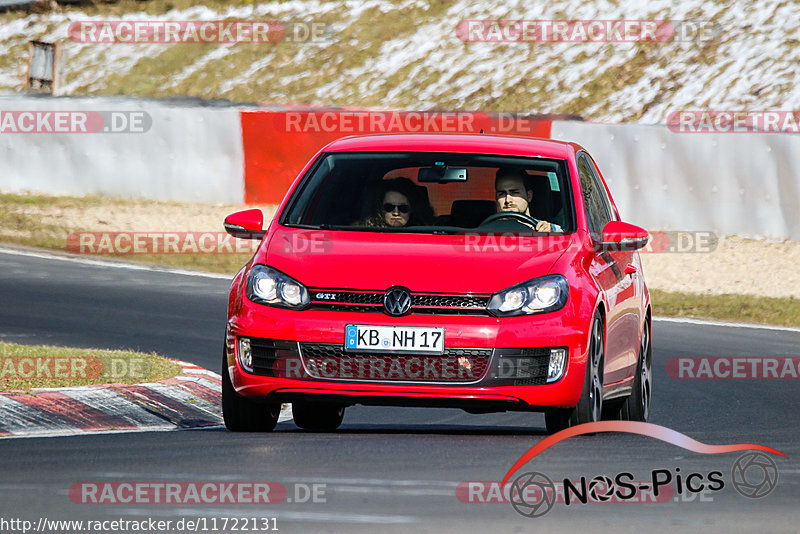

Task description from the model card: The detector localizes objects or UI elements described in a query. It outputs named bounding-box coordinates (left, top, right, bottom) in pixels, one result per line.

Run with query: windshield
left=280, top=151, right=575, bottom=234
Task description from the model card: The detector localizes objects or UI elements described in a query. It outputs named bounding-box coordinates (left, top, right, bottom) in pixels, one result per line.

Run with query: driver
left=494, top=168, right=562, bottom=232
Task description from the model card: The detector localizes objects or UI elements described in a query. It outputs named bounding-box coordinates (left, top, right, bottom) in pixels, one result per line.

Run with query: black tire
left=621, top=318, right=652, bottom=422
left=292, top=401, right=345, bottom=431
left=221, top=348, right=280, bottom=432
left=545, top=314, right=605, bottom=434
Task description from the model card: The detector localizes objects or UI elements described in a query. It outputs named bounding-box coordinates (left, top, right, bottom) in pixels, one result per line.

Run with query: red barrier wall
left=241, top=110, right=552, bottom=204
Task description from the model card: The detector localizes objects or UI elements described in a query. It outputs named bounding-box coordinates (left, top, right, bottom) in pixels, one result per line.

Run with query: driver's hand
left=535, top=220, right=552, bottom=232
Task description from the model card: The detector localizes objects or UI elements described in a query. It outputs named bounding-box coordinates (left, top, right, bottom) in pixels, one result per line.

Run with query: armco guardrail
left=1, top=96, right=798, bottom=240
left=551, top=121, right=800, bottom=241
left=0, top=96, right=244, bottom=204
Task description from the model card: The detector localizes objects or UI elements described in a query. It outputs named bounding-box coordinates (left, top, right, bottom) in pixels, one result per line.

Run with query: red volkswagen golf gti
left=222, top=134, right=651, bottom=434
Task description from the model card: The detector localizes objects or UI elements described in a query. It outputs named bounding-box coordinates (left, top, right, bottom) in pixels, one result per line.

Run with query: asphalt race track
left=0, top=250, right=798, bottom=533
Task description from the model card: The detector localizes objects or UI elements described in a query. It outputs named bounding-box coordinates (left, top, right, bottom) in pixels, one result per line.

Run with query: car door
left=577, top=152, right=638, bottom=387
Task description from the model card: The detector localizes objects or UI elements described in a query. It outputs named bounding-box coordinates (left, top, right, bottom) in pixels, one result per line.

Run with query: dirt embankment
left=638, top=236, right=800, bottom=299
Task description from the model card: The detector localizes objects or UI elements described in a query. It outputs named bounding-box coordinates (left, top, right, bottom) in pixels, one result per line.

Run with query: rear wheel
left=221, top=348, right=280, bottom=432
left=292, top=402, right=345, bottom=431
left=621, top=318, right=652, bottom=421
left=545, top=314, right=604, bottom=434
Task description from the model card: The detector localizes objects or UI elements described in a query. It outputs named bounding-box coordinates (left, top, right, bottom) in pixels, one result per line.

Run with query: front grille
left=494, top=347, right=551, bottom=385
left=249, top=338, right=299, bottom=377
left=299, top=342, right=492, bottom=383
left=515, top=348, right=549, bottom=385
left=519, top=348, right=551, bottom=357
left=412, top=294, right=490, bottom=308
left=308, top=304, right=382, bottom=313
left=307, top=289, right=491, bottom=316
left=408, top=307, right=488, bottom=316
left=311, top=292, right=383, bottom=305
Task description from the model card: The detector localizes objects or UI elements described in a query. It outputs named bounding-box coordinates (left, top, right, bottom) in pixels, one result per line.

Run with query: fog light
left=547, top=348, right=567, bottom=382
left=238, top=337, right=253, bottom=372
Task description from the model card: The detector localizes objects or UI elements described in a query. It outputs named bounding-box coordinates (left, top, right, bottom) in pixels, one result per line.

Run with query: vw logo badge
left=383, top=286, right=412, bottom=316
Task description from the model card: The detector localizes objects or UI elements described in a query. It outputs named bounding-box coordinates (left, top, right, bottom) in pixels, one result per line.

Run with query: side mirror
left=599, top=221, right=649, bottom=251
left=224, top=209, right=265, bottom=239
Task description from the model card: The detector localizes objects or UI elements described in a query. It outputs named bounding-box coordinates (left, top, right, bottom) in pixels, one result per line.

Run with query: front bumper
left=225, top=302, right=591, bottom=411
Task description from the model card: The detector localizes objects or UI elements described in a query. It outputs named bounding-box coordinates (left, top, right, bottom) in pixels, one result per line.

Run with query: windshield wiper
left=285, top=223, right=334, bottom=230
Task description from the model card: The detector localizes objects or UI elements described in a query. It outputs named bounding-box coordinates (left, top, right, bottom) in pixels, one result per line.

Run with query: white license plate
left=345, top=325, right=445, bottom=354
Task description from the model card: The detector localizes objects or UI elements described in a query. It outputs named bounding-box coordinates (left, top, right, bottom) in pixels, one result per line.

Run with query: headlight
left=487, top=275, right=569, bottom=317
left=246, top=265, right=310, bottom=309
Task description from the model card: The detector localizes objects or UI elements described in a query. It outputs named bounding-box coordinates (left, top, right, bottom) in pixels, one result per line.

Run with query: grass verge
left=651, top=289, right=800, bottom=328
left=0, top=341, right=183, bottom=393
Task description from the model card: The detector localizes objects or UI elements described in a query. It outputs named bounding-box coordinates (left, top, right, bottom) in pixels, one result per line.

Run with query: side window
left=577, top=154, right=612, bottom=237
left=586, top=156, right=618, bottom=222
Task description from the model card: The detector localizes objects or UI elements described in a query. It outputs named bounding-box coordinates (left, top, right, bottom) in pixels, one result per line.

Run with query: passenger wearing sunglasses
left=359, top=177, right=433, bottom=228
left=381, top=192, right=412, bottom=227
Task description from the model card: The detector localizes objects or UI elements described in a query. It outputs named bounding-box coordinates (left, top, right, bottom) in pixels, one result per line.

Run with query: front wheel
left=221, top=348, right=280, bottom=432
left=545, top=314, right=605, bottom=434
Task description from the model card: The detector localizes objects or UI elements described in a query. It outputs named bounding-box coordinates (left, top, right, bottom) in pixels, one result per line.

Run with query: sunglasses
left=383, top=203, right=410, bottom=213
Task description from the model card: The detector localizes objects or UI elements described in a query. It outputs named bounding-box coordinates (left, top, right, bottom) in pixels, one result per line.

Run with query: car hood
left=262, top=228, right=573, bottom=294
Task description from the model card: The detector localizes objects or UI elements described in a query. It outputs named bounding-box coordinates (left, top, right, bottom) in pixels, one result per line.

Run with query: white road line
left=0, top=247, right=230, bottom=279
left=334, top=486, right=454, bottom=497
left=176, top=367, right=223, bottom=380
left=282, top=477, right=458, bottom=487
left=0, top=427, right=181, bottom=440
left=114, top=508, right=417, bottom=524
left=175, top=375, right=222, bottom=393
left=654, top=316, right=800, bottom=333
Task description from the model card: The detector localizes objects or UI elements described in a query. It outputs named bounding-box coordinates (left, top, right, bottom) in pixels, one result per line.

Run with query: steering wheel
left=480, top=211, right=541, bottom=227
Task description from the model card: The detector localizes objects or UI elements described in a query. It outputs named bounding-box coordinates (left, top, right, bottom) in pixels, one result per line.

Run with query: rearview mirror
left=599, top=221, right=649, bottom=251
left=224, top=209, right=266, bottom=239
left=418, top=166, right=468, bottom=182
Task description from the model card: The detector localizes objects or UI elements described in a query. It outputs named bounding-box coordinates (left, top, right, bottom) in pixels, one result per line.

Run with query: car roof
left=322, top=133, right=581, bottom=159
